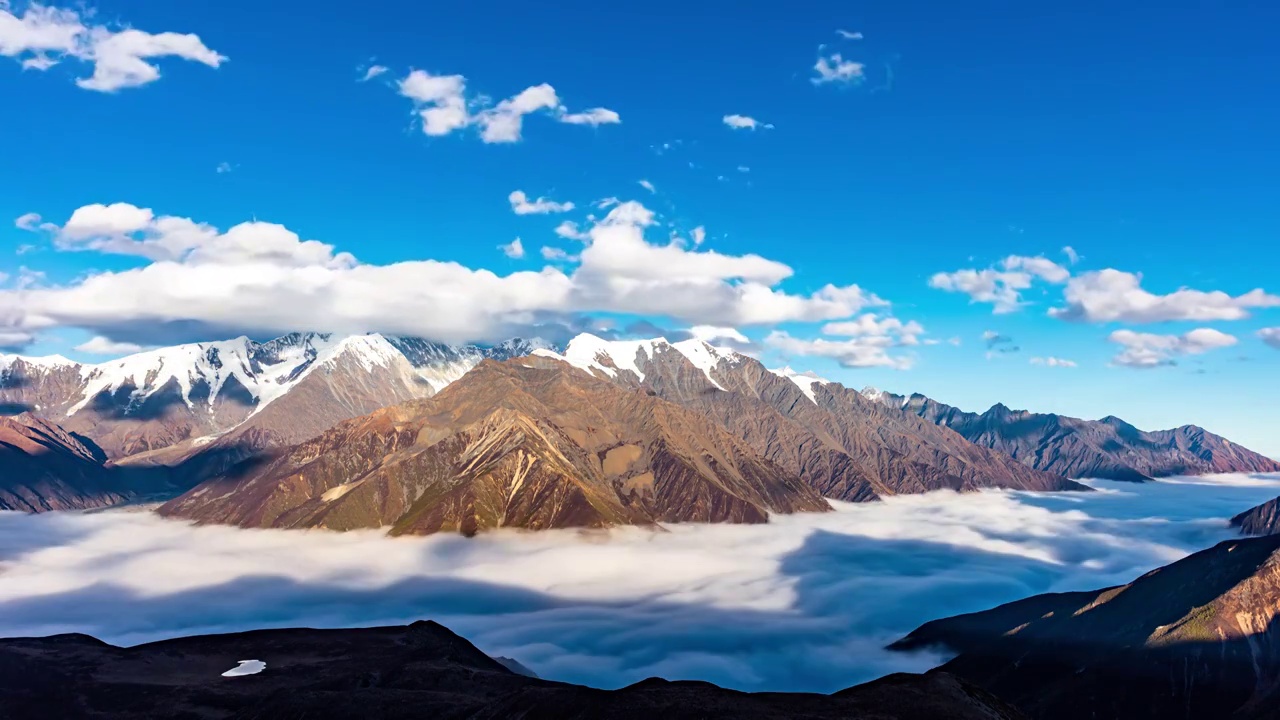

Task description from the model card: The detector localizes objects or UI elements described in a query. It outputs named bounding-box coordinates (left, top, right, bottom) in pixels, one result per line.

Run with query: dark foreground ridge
left=892, top=533, right=1280, bottom=720
left=0, top=620, right=1024, bottom=720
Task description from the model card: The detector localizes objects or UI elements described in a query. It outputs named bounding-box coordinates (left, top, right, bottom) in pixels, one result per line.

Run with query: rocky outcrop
left=160, top=359, right=831, bottom=534
left=0, top=620, right=1025, bottom=720
left=1233, top=496, right=1280, bottom=537
left=892, top=534, right=1280, bottom=719
left=874, top=391, right=1280, bottom=482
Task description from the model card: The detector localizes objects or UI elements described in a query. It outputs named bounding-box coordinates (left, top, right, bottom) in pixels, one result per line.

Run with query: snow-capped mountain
left=0, top=332, right=556, bottom=461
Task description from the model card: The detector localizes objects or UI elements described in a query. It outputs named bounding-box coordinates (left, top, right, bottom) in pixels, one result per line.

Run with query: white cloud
left=1051, top=269, right=1280, bottom=323
left=687, top=325, right=749, bottom=345
left=836, top=29, right=864, bottom=40
left=812, top=53, right=864, bottom=85
left=691, top=226, right=706, bottom=246
left=929, top=255, right=1070, bottom=313
left=558, top=107, right=621, bottom=126
left=74, top=335, right=143, bottom=355
left=14, top=212, right=42, bottom=231
left=554, top=220, right=590, bottom=241
left=1108, top=328, right=1238, bottom=368
left=396, top=69, right=618, bottom=143
left=508, top=190, right=574, bottom=215
left=8, top=482, right=1277, bottom=691
left=0, top=3, right=224, bottom=90
left=499, top=237, right=525, bottom=259
left=2, top=199, right=889, bottom=345
left=638, top=179, right=655, bottom=194
left=722, top=114, right=773, bottom=130
left=1029, top=356, right=1077, bottom=368
left=1256, top=327, right=1280, bottom=350
left=359, top=64, right=387, bottom=82
left=215, top=162, right=233, bottom=174
left=1062, top=246, right=1080, bottom=265
left=540, top=246, right=575, bottom=262
left=737, top=166, right=750, bottom=173
left=768, top=312, right=922, bottom=370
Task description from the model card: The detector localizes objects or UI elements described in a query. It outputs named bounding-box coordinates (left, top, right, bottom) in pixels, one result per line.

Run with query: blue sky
left=2, top=0, right=1279, bottom=453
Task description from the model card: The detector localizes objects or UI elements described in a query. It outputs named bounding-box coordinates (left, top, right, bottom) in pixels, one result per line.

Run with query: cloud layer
left=1, top=476, right=1275, bottom=693
left=3, top=200, right=885, bottom=347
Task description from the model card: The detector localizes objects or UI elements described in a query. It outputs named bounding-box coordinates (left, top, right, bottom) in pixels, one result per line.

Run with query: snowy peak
left=536, top=333, right=739, bottom=389
left=768, top=366, right=830, bottom=403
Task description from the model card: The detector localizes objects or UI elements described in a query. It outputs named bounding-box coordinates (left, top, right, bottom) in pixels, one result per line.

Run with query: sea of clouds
left=1, top=474, right=1278, bottom=693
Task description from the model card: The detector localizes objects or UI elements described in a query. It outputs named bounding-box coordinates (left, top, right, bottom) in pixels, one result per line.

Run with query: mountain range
left=891, top=532, right=1280, bottom=720
left=5, top=332, right=1278, bottom=534
left=868, top=389, right=1280, bottom=481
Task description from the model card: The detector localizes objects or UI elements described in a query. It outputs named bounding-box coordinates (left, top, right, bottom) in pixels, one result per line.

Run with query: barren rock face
left=535, top=336, right=1085, bottom=501
left=161, top=359, right=831, bottom=534
left=1234, top=496, right=1280, bottom=537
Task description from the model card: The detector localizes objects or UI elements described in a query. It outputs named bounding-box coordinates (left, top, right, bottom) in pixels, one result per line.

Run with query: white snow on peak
left=538, top=333, right=738, bottom=389
left=0, top=353, right=77, bottom=373
left=319, top=334, right=402, bottom=372
left=768, top=366, right=830, bottom=403
left=860, top=386, right=886, bottom=403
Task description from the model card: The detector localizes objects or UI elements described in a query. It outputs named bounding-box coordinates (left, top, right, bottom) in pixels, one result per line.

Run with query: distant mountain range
left=892, top=532, right=1280, bottom=720
left=866, top=389, right=1280, bottom=481
left=4, top=332, right=1278, bottom=531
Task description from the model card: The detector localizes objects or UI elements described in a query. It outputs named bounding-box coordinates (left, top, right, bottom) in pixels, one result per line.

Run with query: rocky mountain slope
left=867, top=390, right=1280, bottom=481
left=0, top=414, right=126, bottom=512
left=160, top=358, right=830, bottom=534
left=1233, top=496, right=1280, bottom=537
left=1, top=334, right=552, bottom=509
left=0, top=620, right=1024, bottom=720
left=533, top=335, right=1085, bottom=500
left=892, top=533, right=1280, bottom=719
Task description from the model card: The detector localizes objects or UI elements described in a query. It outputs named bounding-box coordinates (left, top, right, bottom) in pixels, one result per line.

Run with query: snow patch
left=221, top=660, right=266, bottom=677
left=769, top=366, right=829, bottom=403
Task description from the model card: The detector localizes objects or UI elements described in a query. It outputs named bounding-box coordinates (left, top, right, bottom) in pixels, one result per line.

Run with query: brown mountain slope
left=892, top=534, right=1280, bottom=719
left=0, top=414, right=126, bottom=512
left=0, top=620, right=1025, bottom=720
left=534, top=336, right=1084, bottom=501
left=160, top=359, right=830, bottom=534
left=1234, top=496, right=1280, bottom=537
left=877, top=391, right=1280, bottom=482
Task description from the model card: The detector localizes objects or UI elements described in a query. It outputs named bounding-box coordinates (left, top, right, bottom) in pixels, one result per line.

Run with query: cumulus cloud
left=508, top=190, right=574, bottom=215
left=215, top=161, right=233, bottom=174
left=929, top=255, right=1070, bottom=313
left=766, top=312, right=921, bottom=370
left=812, top=53, right=864, bottom=84
left=554, top=220, right=589, bottom=241
left=1108, top=328, right=1238, bottom=368
left=722, top=114, right=773, bottom=130
left=1260, top=328, right=1280, bottom=350
left=1, top=199, right=889, bottom=346
left=1050, top=269, right=1280, bottom=323
left=498, top=237, right=525, bottom=259
left=74, top=335, right=143, bottom=355
left=1029, top=356, right=1077, bottom=368
left=1, top=478, right=1272, bottom=692
left=0, top=3, right=224, bottom=91
left=396, top=69, right=618, bottom=143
